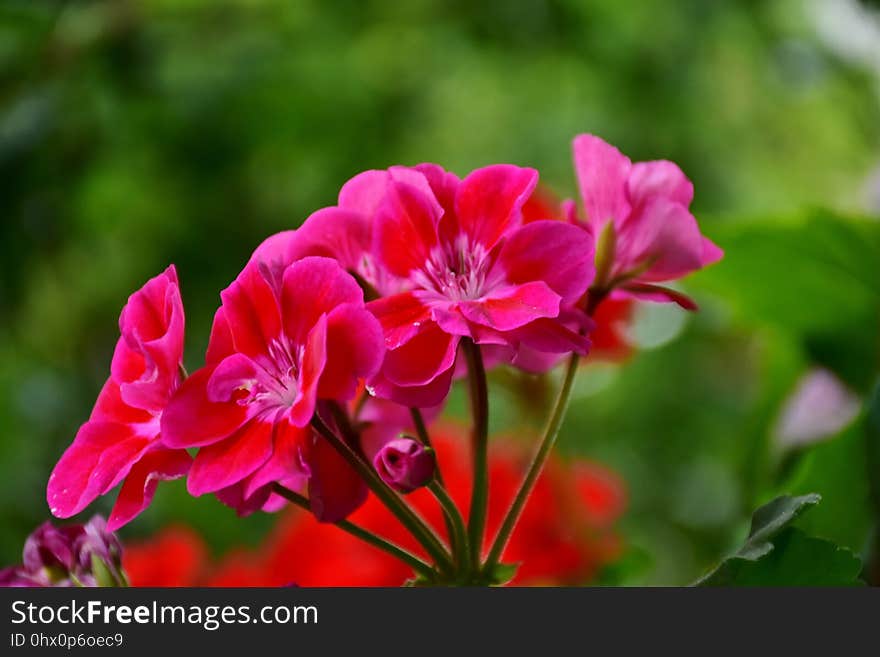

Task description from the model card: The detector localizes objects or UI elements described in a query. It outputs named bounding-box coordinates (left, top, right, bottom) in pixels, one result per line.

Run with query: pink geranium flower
left=161, top=256, right=385, bottom=522
left=572, top=134, right=723, bottom=307
left=47, top=267, right=191, bottom=531
left=284, top=164, right=596, bottom=406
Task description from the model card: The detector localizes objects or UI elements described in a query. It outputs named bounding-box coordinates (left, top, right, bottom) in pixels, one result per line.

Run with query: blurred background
left=1, top=0, right=879, bottom=585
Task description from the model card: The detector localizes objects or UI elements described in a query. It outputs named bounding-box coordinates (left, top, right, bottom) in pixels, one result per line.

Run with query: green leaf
left=691, top=210, right=880, bottom=390
left=485, top=562, right=520, bottom=586
left=695, top=493, right=863, bottom=586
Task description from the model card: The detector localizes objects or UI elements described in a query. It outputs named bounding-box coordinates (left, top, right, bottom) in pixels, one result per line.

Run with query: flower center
left=414, top=236, right=497, bottom=302
left=231, top=338, right=301, bottom=412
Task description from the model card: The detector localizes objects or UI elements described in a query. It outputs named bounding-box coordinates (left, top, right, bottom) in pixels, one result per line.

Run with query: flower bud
left=373, top=437, right=435, bottom=493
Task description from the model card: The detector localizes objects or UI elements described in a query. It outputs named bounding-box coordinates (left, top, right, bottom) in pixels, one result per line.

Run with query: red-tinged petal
left=107, top=448, right=192, bottom=531
left=496, top=220, right=595, bottom=305
left=320, top=303, right=384, bottom=401
left=206, top=353, right=260, bottom=403
left=289, top=314, right=328, bottom=427
left=187, top=419, right=275, bottom=496
left=287, top=207, right=371, bottom=271
left=243, top=419, right=310, bottom=500
left=370, top=362, right=456, bottom=408
left=383, top=323, right=458, bottom=387
left=160, top=367, right=249, bottom=448
left=572, top=134, right=632, bottom=228
left=305, top=432, right=368, bottom=522
left=459, top=281, right=561, bottom=332
left=47, top=421, right=151, bottom=518
left=339, top=166, right=438, bottom=216
left=627, top=160, right=694, bottom=208
left=373, top=181, right=441, bottom=277
left=623, top=283, right=698, bottom=310
left=521, top=185, right=562, bottom=223
left=701, top=236, right=724, bottom=266
left=367, top=291, right=431, bottom=350
left=617, top=199, right=704, bottom=280
left=454, top=164, right=538, bottom=249
left=281, top=256, right=364, bottom=345
left=512, top=316, right=592, bottom=355
left=90, top=377, right=153, bottom=425
left=219, top=262, right=281, bottom=358
left=214, top=481, right=273, bottom=517
left=206, top=307, right=236, bottom=366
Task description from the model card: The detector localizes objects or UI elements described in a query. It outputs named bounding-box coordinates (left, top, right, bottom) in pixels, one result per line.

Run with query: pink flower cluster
left=47, top=135, right=721, bottom=530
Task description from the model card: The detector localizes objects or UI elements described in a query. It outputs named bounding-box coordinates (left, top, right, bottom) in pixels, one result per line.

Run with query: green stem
left=463, top=339, right=489, bottom=571
left=310, top=415, right=455, bottom=574
left=428, top=481, right=470, bottom=576
left=483, top=352, right=580, bottom=572
left=272, top=484, right=435, bottom=580
left=483, top=288, right=607, bottom=574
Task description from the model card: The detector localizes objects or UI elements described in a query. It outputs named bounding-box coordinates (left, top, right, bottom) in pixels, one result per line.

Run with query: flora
left=16, top=134, right=720, bottom=587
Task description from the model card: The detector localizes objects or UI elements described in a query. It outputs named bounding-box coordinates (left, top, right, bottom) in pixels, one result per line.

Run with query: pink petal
left=205, top=307, right=236, bottom=366
left=289, top=314, right=328, bottom=427
left=90, top=377, right=153, bottom=425
left=496, top=220, right=595, bottom=305
left=220, top=261, right=282, bottom=358
left=382, top=322, right=458, bottom=387
left=370, top=363, right=456, bottom=408
left=511, top=317, right=592, bottom=355
left=373, top=180, right=441, bottom=278
left=319, top=303, right=385, bottom=400
left=454, top=164, right=538, bottom=249
left=617, top=199, right=704, bottom=281
left=242, top=419, right=310, bottom=500
left=107, top=448, right=192, bottom=531
left=281, top=256, right=364, bottom=345
left=160, top=367, right=249, bottom=448
left=47, top=421, right=151, bottom=518
left=701, top=236, right=724, bottom=266
left=367, top=291, right=432, bottom=350
left=627, top=160, right=694, bottom=208
left=287, top=207, right=371, bottom=271
left=187, top=419, right=275, bottom=496
left=459, top=281, right=561, bottom=332
left=338, top=167, right=438, bottom=215
left=305, top=431, right=368, bottom=522
left=206, top=353, right=259, bottom=403
left=572, top=134, right=632, bottom=228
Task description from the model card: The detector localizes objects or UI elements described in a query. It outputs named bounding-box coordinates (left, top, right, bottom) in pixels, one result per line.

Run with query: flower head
left=284, top=164, right=596, bottom=406
left=572, top=134, right=722, bottom=306
left=2, top=516, right=124, bottom=587
left=47, top=267, right=191, bottom=531
left=161, top=255, right=385, bottom=522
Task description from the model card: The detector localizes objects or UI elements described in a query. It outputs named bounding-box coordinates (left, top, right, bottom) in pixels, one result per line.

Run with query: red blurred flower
left=126, top=426, right=625, bottom=587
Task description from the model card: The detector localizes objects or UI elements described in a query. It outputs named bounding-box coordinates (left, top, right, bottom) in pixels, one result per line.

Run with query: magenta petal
left=242, top=419, right=309, bottom=500
left=459, top=281, right=560, bottom=332
left=287, top=207, right=371, bottom=271
left=47, top=421, right=151, bottom=518
left=338, top=167, right=437, bottom=215
left=617, top=199, right=704, bottom=281
left=627, top=160, right=694, bottom=208
left=160, top=367, right=249, bottom=448
left=207, top=353, right=260, bottom=403
left=280, top=256, right=364, bottom=345
left=205, top=307, right=236, bottom=366
left=289, top=314, right=328, bottom=427
left=572, top=134, right=632, bottom=228
left=372, top=437, right=435, bottom=493
left=373, top=180, right=442, bottom=278
left=382, top=323, right=458, bottom=387
left=187, top=419, right=275, bottom=496
left=220, top=262, right=282, bottom=358
left=512, top=317, right=592, bottom=355
left=319, top=303, right=384, bottom=400
left=497, top=220, right=596, bottom=305
left=305, top=432, right=368, bottom=522
left=107, top=448, right=192, bottom=531
left=701, top=236, right=724, bottom=266
left=370, top=363, right=456, bottom=408
left=454, top=164, right=538, bottom=249
left=368, top=292, right=432, bottom=349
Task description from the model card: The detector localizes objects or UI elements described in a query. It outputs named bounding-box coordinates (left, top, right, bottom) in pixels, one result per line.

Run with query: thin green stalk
left=428, top=481, right=470, bottom=576
left=272, top=484, right=435, bottom=580
left=483, top=288, right=608, bottom=574
left=463, top=339, right=489, bottom=571
left=310, top=415, right=455, bottom=574
left=482, top=352, right=580, bottom=572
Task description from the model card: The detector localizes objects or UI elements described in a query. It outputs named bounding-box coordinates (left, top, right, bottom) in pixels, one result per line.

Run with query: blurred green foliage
left=1, top=0, right=879, bottom=584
